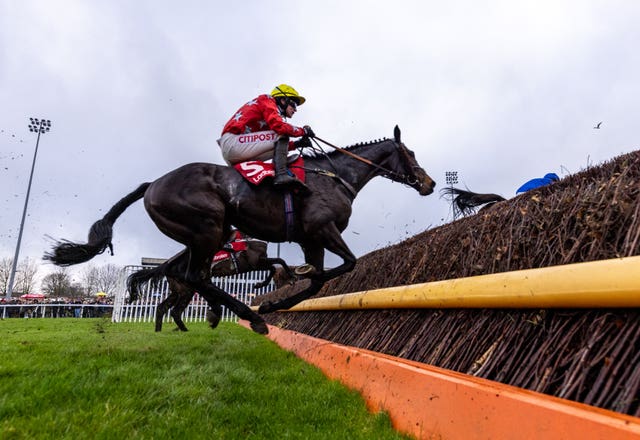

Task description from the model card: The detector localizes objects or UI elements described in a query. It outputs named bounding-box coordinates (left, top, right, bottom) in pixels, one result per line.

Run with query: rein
left=304, top=167, right=358, bottom=198
left=311, top=136, right=419, bottom=186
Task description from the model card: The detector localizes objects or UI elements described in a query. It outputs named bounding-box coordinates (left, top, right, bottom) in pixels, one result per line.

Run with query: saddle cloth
left=212, top=231, right=248, bottom=262
left=233, top=156, right=305, bottom=185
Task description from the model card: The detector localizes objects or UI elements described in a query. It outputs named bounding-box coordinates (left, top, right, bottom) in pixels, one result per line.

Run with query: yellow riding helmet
left=270, top=84, right=306, bottom=105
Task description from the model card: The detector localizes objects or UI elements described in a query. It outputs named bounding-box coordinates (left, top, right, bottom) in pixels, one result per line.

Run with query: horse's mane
left=300, top=138, right=391, bottom=158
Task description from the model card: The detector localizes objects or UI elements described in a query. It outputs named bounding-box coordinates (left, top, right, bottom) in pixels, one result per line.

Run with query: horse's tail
left=127, top=249, right=188, bottom=303
left=440, top=187, right=506, bottom=217
left=44, top=182, right=151, bottom=266
left=127, top=264, right=166, bottom=303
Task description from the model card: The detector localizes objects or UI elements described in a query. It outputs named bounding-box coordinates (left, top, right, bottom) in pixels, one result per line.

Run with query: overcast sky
left=1, top=0, right=639, bottom=284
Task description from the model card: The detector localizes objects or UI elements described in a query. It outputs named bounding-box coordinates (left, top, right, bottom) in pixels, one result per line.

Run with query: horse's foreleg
left=315, top=224, right=356, bottom=282
left=259, top=225, right=358, bottom=313
left=258, top=244, right=326, bottom=313
left=254, top=257, right=296, bottom=289
left=270, top=257, right=296, bottom=279
left=253, top=266, right=276, bottom=289
left=258, top=279, right=324, bottom=314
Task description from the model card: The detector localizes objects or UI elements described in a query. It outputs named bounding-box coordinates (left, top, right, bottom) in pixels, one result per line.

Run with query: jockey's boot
left=273, top=138, right=310, bottom=193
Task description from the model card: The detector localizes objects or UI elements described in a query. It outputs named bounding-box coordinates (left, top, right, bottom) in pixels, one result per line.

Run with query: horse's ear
left=394, top=125, right=401, bottom=143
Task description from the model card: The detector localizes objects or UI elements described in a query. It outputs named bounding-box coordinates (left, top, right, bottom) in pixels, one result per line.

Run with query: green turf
left=0, top=319, right=408, bottom=439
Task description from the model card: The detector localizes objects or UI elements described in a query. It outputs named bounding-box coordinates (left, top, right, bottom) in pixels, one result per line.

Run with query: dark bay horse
left=45, top=126, right=435, bottom=333
left=148, top=239, right=295, bottom=332
left=440, top=187, right=506, bottom=217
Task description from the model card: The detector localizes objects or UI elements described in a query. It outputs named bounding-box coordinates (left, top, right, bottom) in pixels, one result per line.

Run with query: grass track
left=0, top=319, right=407, bottom=440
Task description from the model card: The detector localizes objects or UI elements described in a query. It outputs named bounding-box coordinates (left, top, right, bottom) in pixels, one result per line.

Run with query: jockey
left=217, top=84, right=314, bottom=192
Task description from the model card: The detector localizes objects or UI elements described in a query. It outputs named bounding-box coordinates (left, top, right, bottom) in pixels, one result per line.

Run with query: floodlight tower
left=445, top=170, right=459, bottom=220
left=6, top=118, right=52, bottom=298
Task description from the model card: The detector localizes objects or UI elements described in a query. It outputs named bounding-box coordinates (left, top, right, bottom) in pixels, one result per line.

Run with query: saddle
left=233, top=156, right=304, bottom=241
left=233, top=155, right=305, bottom=186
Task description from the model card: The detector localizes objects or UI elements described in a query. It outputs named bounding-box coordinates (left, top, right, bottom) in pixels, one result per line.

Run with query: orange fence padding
left=240, top=321, right=640, bottom=440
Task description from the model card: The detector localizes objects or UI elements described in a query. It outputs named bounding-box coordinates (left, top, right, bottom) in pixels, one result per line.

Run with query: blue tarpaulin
left=516, top=173, right=559, bottom=194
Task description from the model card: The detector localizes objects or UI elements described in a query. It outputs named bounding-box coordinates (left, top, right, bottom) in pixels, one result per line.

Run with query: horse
left=44, top=125, right=435, bottom=334
left=440, top=187, right=506, bottom=217
left=150, top=238, right=295, bottom=332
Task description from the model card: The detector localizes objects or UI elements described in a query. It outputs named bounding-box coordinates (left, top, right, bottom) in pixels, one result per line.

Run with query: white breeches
left=217, top=131, right=283, bottom=165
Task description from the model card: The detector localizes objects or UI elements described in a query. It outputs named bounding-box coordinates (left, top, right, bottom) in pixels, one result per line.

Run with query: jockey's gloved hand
left=293, top=136, right=312, bottom=149
left=303, top=126, right=315, bottom=138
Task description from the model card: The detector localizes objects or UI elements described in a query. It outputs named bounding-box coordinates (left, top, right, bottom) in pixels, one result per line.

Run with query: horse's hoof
left=258, top=302, right=274, bottom=314
left=251, top=320, right=269, bottom=335
left=295, top=264, right=315, bottom=276
left=207, top=312, right=222, bottom=329
left=207, top=306, right=223, bottom=329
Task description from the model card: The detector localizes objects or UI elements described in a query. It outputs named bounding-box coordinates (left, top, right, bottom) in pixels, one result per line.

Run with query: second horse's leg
left=170, top=291, right=193, bottom=332
left=164, top=278, right=193, bottom=332
left=206, top=303, right=223, bottom=329
left=195, top=281, right=268, bottom=334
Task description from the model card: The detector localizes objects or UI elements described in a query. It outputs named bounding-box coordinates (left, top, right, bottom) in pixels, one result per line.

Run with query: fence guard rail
left=279, top=256, right=640, bottom=312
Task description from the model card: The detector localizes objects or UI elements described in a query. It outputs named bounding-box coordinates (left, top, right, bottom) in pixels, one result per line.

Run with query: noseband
left=393, top=142, right=425, bottom=187
left=312, top=137, right=422, bottom=188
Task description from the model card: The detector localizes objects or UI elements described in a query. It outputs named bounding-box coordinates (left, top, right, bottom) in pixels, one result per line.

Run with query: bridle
left=310, top=136, right=422, bottom=187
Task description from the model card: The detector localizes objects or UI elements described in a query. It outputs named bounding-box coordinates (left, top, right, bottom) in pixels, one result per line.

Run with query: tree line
left=0, top=257, right=121, bottom=299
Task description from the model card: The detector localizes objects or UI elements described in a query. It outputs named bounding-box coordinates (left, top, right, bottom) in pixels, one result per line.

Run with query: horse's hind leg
left=165, top=265, right=226, bottom=332
left=162, top=252, right=241, bottom=332
left=195, top=281, right=268, bottom=334
left=183, top=242, right=266, bottom=332
left=143, top=182, right=261, bottom=329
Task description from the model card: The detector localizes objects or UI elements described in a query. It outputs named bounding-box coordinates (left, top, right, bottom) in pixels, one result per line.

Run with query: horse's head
left=389, top=125, right=436, bottom=196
